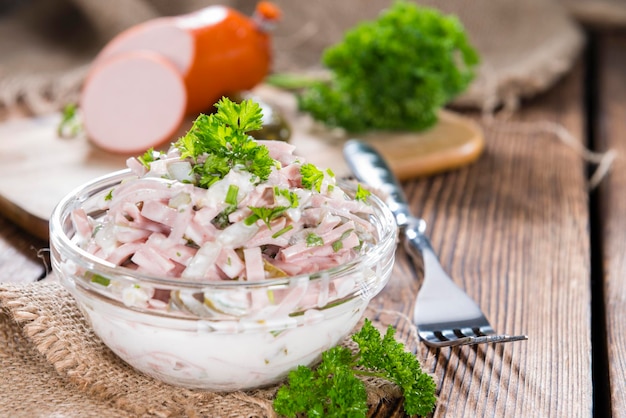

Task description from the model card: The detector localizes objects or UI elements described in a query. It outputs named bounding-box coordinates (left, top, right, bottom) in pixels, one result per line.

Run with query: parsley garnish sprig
left=57, top=103, right=82, bottom=138
left=355, top=184, right=371, bottom=202
left=245, top=206, right=289, bottom=228
left=175, top=98, right=275, bottom=188
left=296, top=1, right=479, bottom=133
left=273, top=319, right=437, bottom=417
left=301, top=163, right=330, bottom=192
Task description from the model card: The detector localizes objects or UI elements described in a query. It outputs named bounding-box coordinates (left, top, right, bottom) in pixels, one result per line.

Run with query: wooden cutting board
left=0, top=85, right=484, bottom=240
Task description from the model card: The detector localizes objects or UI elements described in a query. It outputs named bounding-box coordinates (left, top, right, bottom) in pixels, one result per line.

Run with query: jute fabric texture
left=0, top=280, right=405, bottom=417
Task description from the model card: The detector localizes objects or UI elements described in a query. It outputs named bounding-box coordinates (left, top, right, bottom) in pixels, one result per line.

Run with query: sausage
left=91, top=2, right=281, bottom=116
left=80, top=50, right=187, bottom=154
left=80, top=2, right=280, bottom=154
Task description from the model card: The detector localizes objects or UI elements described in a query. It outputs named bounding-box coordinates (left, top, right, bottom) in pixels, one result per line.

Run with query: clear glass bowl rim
left=50, top=168, right=398, bottom=291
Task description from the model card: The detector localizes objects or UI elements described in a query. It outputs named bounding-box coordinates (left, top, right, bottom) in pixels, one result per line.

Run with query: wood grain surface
left=596, top=31, right=626, bottom=416
left=0, top=87, right=484, bottom=242
left=0, top=59, right=599, bottom=417
left=0, top=215, right=47, bottom=283
left=366, top=62, right=593, bottom=416
left=0, top=105, right=49, bottom=284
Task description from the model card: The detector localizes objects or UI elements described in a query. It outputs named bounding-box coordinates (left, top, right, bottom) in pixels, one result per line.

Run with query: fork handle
left=402, top=217, right=448, bottom=284
left=403, top=218, right=430, bottom=265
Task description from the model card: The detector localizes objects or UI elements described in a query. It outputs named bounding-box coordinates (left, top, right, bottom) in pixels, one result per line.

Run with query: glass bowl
left=49, top=169, right=397, bottom=391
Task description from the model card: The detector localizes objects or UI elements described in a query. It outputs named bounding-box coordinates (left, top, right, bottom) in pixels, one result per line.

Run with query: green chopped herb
left=212, top=205, right=238, bottom=229
left=300, top=163, right=325, bottom=192
left=270, top=329, right=286, bottom=337
left=138, top=148, right=157, bottom=169
left=306, top=233, right=324, bottom=247
left=210, top=183, right=241, bottom=229
left=225, top=184, right=239, bottom=206
left=355, top=184, right=371, bottom=202
left=273, top=319, right=437, bottom=417
left=174, top=97, right=275, bottom=188
left=245, top=206, right=288, bottom=228
left=91, top=224, right=103, bottom=238
left=57, top=103, right=82, bottom=138
left=274, top=187, right=299, bottom=208
left=90, top=274, right=111, bottom=287
left=296, top=1, right=479, bottom=133
left=104, top=189, right=114, bottom=201
left=332, top=229, right=353, bottom=252
left=272, top=224, right=294, bottom=239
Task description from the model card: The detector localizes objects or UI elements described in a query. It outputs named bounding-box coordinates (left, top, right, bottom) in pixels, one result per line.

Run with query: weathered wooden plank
left=0, top=65, right=593, bottom=417
left=369, top=61, right=592, bottom=416
left=596, top=31, right=626, bottom=416
left=0, top=104, right=48, bottom=283
left=0, top=214, right=47, bottom=283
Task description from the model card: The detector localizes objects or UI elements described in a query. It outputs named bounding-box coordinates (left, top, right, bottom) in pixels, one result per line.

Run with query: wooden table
left=2, top=30, right=625, bottom=418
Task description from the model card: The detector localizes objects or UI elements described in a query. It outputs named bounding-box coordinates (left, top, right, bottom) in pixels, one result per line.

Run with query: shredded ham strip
left=73, top=141, right=376, bottom=282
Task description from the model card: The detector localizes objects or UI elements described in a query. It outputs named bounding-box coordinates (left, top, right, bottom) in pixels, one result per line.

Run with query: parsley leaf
left=138, top=148, right=157, bottom=169
left=272, top=224, right=294, bottom=239
left=300, top=163, right=325, bottom=192
left=274, top=187, right=299, bottom=208
left=214, top=97, right=264, bottom=132
left=211, top=185, right=240, bottom=229
left=245, top=206, right=288, bottom=228
left=57, top=103, right=82, bottom=138
left=306, top=233, right=324, bottom=247
left=273, top=348, right=367, bottom=418
left=174, top=97, right=275, bottom=188
left=332, top=229, right=353, bottom=252
left=297, top=1, right=479, bottom=133
left=352, top=321, right=437, bottom=416
left=355, top=184, right=371, bottom=202
left=273, top=319, right=437, bottom=417
left=212, top=205, right=237, bottom=229
left=89, top=273, right=111, bottom=287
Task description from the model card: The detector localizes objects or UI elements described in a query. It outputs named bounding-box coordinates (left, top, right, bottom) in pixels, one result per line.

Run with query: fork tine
left=457, top=334, right=529, bottom=346
left=460, top=327, right=478, bottom=337
left=441, top=329, right=458, bottom=341
left=419, top=332, right=473, bottom=348
left=419, top=332, right=528, bottom=348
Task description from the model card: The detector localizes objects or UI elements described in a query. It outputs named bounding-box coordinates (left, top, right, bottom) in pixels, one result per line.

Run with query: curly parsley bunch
left=175, top=98, right=275, bottom=188
left=273, top=319, right=437, bottom=417
left=298, top=1, right=479, bottom=133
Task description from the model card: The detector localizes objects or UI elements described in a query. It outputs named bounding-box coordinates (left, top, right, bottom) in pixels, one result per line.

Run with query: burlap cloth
left=0, top=279, right=410, bottom=417
left=0, top=0, right=586, bottom=116
left=0, top=1, right=602, bottom=416
left=561, top=0, right=626, bottom=28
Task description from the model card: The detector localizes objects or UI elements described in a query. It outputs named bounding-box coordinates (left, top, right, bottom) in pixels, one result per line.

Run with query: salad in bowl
left=50, top=97, right=397, bottom=390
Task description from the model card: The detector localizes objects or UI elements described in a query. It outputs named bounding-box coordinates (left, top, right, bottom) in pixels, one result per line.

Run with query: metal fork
left=343, top=140, right=528, bottom=348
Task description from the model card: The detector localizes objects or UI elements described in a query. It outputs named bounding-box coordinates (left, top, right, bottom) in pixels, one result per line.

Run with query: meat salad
left=71, top=98, right=376, bottom=283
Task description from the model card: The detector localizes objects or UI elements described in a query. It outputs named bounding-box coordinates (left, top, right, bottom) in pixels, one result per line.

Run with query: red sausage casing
left=93, top=5, right=275, bottom=115
left=80, top=3, right=280, bottom=153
